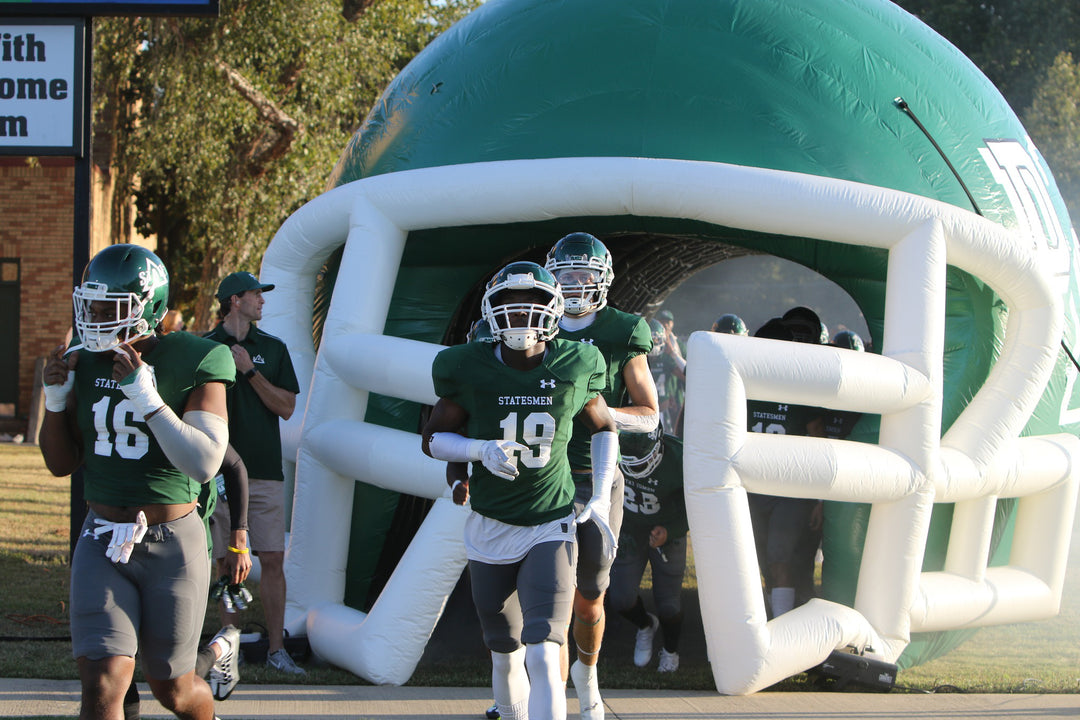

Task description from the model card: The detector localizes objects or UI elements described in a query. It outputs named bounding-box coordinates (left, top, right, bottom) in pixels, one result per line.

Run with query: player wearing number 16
left=423, top=261, right=617, bottom=720
left=39, top=244, right=234, bottom=720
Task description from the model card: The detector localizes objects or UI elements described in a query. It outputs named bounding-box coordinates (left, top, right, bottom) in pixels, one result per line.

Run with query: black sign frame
left=0, top=1, right=218, bottom=17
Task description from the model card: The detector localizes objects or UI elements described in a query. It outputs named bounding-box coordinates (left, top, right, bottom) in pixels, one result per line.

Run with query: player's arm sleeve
left=220, top=444, right=249, bottom=532
left=144, top=343, right=235, bottom=483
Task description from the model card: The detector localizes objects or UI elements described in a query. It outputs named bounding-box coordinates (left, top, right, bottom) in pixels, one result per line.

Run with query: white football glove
left=480, top=439, right=527, bottom=481
left=576, top=495, right=617, bottom=563
left=93, top=510, right=148, bottom=564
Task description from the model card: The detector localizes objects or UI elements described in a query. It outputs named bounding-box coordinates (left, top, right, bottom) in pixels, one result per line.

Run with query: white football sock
left=492, top=647, right=530, bottom=718
left=526, top=642, right=566, bottom=720
left=570, top=658, right=603, bottom=719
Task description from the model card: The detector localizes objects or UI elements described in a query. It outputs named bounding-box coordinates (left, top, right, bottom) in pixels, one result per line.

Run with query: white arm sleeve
left=427, top=432, right=486, bottom=462
left=608, top=408, right=660, bottom=433
left=589, top=430, right=618, bottom=499
left=145, top=409, right=229, bottom=484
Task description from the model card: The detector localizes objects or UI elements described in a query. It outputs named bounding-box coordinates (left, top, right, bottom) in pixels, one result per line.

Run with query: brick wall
left=0, top=157, right=76, bottom=425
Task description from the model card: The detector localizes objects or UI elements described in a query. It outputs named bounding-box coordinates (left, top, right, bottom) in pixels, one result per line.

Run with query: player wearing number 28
left=40, top=244, right=233, bottom=720
left=423, top=261, right=617, bottom=720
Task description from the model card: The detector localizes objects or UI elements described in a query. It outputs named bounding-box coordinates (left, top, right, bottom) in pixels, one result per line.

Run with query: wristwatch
left=244, top=368, right=257, bottom=379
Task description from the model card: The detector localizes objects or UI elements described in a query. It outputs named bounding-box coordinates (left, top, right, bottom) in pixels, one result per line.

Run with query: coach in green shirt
left=205, top=271, right=304, bottom=676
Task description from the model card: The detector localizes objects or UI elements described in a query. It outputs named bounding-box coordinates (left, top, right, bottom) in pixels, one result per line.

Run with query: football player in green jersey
left=423, top=261, right=617, bottom=720
left=746, top=316, right=828, bottom=619
left=545, top=232, right=659, bottom=719
left=40, top=244, right=233, bottom=720
left=609, top=422, right=689, bottom=674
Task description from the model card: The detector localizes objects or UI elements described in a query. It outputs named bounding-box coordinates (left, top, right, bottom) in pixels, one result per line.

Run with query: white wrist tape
left=589, top=430, right=618, bottom=500
left=428, top=432, right=486, bottom=462
left=43, top=372, right=75, bottom=412
left=608, top=408, right=660, bottom=433
left=675, top=355, right=687, bottom=372
left=145, top=409, right=229, bottom=483
left=118, top=364, right=165, bottom=420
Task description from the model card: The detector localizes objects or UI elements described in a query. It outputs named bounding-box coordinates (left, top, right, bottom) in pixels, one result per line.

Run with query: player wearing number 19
left=39, top=244, right=233, bottom=720
left=423, top=261, right=617, bottom=720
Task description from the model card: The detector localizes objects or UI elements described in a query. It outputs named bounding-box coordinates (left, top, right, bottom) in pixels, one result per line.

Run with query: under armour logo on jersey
left=540, top=379, right=556, bottom=389
left=252, top=354, right=266, bottom=364
left=579, top=338, right=595, bottom=345
left=777, top=404, right=788, bottom=412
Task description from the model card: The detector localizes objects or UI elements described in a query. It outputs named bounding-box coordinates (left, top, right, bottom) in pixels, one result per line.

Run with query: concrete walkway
left=3, top=679, right=1080, bottom=719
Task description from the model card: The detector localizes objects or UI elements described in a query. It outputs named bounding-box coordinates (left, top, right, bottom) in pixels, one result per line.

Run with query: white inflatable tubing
left=306, top=498, right=468, bottom=685
left=256, top=157, right=1070, bottom=693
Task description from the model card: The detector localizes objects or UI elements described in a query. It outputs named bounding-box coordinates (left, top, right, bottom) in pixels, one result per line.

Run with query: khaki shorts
left=210, top=478, right=285, bottom=558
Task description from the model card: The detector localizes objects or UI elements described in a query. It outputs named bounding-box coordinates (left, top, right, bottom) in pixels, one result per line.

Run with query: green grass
left=2, top=442, right=1080, bottom=693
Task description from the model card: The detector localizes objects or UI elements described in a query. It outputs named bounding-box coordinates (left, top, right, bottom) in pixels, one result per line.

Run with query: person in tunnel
left=423, top=261, right=618, bottom=720
left=607, top=420, right=689, bottom=673
left=545, top=232, right=660, bottom=719
left=746, top=314, right=828, bottom=618
left=647, top=316, right=686, bottom=436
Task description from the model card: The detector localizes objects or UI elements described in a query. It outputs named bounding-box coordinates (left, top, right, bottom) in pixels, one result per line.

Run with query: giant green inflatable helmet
left=263, top=0, right=1080, bottom=692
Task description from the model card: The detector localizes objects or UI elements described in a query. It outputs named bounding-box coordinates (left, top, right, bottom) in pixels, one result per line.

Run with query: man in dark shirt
left=205, top=271, right=303, bottom=675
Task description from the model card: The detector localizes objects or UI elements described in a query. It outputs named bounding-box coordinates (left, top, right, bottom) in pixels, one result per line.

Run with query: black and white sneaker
left=209, top=625, right=241, bottom=701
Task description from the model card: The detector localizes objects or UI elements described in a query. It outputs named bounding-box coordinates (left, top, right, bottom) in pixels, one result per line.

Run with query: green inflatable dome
left=318, top=0, right=1079, bottom=670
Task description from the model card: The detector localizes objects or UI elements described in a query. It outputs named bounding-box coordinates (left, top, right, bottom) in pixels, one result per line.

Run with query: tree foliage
left=894, top=0, right=1080, bottom=218
left=93, top=0, right=478, bottom=330
left=1024, top=53, right=1080, bottom=213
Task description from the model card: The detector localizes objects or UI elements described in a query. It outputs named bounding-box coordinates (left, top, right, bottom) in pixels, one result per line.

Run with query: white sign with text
left=0, top=21, right=81, bottom=152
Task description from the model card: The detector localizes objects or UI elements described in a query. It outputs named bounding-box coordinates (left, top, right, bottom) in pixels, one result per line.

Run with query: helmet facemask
left=481, top=264, right=564, bottom=351
left=544, top=233, right=614, bottom=316
left=73, top=282, right=154, bottom=353
left=619, top=426, right=664, bottom=478
left=548, top=263, right=611, bottom=316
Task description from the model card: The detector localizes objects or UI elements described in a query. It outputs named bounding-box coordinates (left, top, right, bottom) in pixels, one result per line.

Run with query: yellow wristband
left=228, top=545, right=249, bottom=554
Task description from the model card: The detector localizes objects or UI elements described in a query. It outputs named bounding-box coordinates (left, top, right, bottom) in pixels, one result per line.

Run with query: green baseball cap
left=217, top=271, right=274, bottom=301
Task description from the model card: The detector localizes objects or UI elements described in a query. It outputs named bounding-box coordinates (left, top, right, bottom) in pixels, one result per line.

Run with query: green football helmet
left=73, top=244, right=170, bottom=353
left=712, top=313, right=748, bottom=336
left=619, top=420, right=665, bottom=479
left=467, top=318, right=495, bottom=343
left=648, top=318, right=666, bottom=356
left=481, top=261, right=564, bottom=351
left=544, top=232, right=614, bottom=316
left=831, top=330, right=865, bottom=352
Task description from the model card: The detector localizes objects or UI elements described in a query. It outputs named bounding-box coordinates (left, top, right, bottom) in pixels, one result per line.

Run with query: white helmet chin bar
left=73, top=281, right=152, bottom=353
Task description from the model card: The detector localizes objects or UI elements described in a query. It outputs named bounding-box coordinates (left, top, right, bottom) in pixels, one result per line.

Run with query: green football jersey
left=558, top=307, right=653, bottom=470
left=432, top=338, right=605, bottom=526
left=74, top=332, right=235, bottom=507
left=621, top=435, right=688, bottom=539
left=746, top=400, right=825, bottom=437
